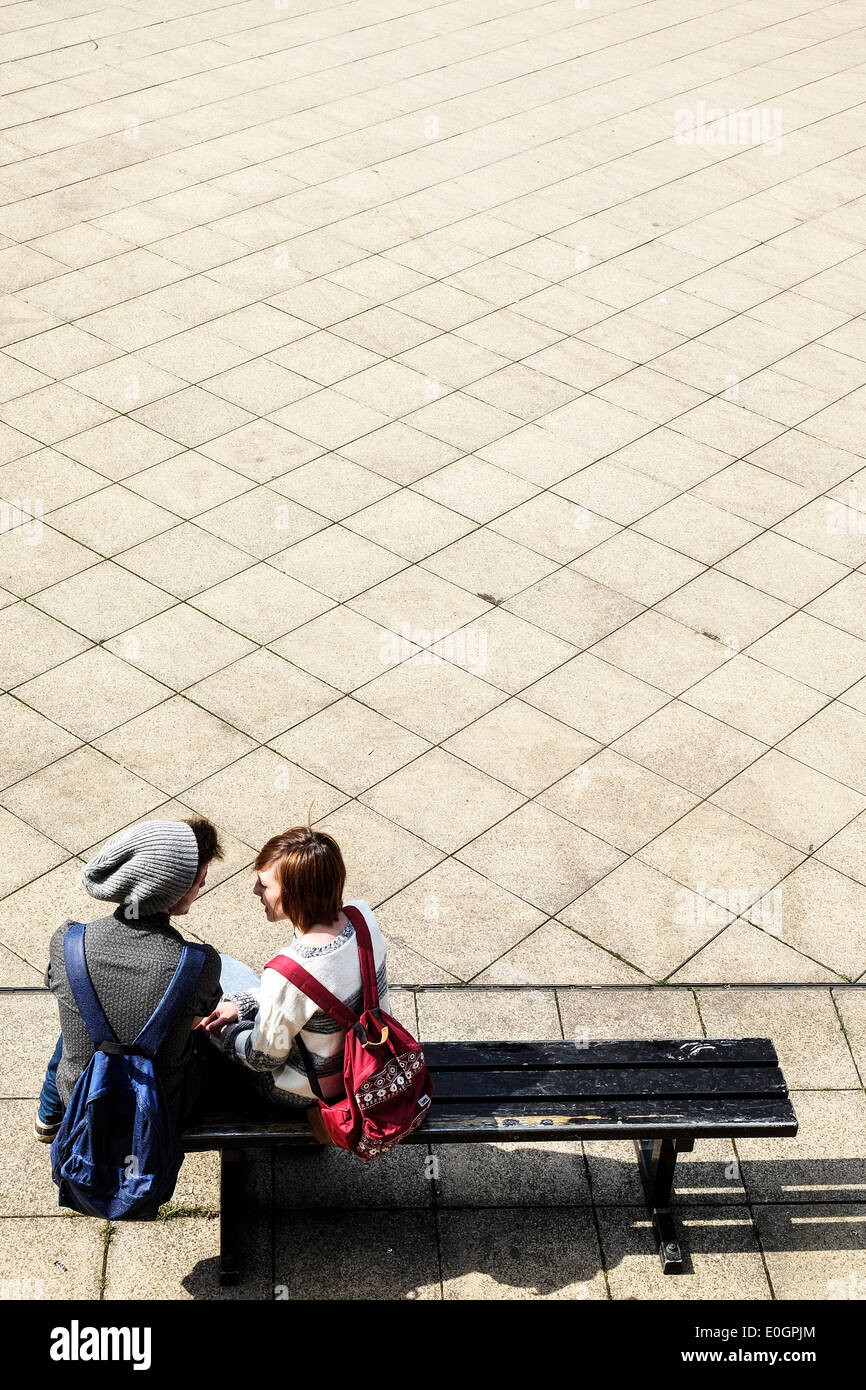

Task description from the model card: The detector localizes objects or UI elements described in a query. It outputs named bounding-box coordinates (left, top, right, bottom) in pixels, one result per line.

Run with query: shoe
left=34, top=1115, right=61, bottom=1143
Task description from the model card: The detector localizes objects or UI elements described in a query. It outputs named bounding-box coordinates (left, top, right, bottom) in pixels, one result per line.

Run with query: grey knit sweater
left=45, top=908, right=222, bottom=1125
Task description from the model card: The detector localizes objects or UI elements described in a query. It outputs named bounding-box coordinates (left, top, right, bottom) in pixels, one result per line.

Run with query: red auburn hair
left=255, top=827, right=346, bottom=933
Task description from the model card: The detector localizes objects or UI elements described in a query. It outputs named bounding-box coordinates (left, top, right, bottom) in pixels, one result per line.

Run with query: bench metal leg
left=634, top=1138, right=686, bottom=1273
left=220, top=1148, right=243, bottom=1287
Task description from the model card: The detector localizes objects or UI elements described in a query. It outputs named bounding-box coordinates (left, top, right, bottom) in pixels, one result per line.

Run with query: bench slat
left=428, top=1064, right=788, bottom=1101
left=184, top=1118, right=313, bottom=1149
left=412, top=1096, right=798, bottom=1141
left=421, top=1039, right=778, bottom=1068
left=183, top=1094, right=798, bottom=1148
left=422, top=1095, right=794, bottom=1122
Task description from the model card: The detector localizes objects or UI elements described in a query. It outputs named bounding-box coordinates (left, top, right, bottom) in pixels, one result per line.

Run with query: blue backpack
left=51, top=921, right=207, bottom=1221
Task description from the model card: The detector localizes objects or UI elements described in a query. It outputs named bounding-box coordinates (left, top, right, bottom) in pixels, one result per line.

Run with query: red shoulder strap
left=342, top=903, right=379, bottom=1012
left=264, top=955, right=358, bottom=1031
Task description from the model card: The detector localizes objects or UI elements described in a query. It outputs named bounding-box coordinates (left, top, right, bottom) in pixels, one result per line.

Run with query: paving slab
left=755, top=1204, right=866, bottom=1300
left=696, top=988, right=860, bottom=1089
left=0, top=859, right=92, bottom=971
left=416, top=986, right=561, bottom=1043
left=273, top=1210, right=440, bottom=1300
left=834, top=989, right=866, bottom=1081
left=0, top=1216, right=105, bottom=1300
left=737, top=1090, right=866, bottom=1205
left=274, top=1141, right=433, bottom=1210
left=438, top=1207, right=606, bottom=1300
left=433, top=1140, right=591, bottom=1209
left=599, top=1206, right=772, bottom=1300
left=0, top=1100, right=65, bottom=1217
left=104, top=1214, right=272, bottom=1300
left=0, top=990, right=64, bottom=1099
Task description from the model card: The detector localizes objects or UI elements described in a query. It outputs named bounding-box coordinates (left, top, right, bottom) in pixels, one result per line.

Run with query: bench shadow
left=179, top=1150, right=866, bottom=1298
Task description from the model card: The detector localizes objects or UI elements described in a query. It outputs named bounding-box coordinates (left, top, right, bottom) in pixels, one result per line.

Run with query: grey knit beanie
left=82, top=820, right=200, bottom=916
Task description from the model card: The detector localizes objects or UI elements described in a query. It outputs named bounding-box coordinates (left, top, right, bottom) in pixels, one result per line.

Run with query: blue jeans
left=38, top=1036, right=63, bottom=1124
left=217, top=954, right=259, bottom=996
left=37, top=955, right=259, bottom=1123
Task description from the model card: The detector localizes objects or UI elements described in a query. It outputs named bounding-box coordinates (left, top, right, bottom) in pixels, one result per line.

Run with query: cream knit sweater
left=218, top=899, right=390, bottom=1107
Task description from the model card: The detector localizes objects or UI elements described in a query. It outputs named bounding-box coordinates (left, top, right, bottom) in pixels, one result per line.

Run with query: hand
left=196, top=999, right=239, bottom=1040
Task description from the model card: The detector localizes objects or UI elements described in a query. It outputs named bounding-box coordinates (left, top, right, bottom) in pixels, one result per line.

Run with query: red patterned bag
left=264, top=904, right=433, bottom=1160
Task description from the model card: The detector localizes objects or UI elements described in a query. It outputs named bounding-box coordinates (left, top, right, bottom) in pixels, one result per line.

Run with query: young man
left=36, top=818, right=224, bottom=1141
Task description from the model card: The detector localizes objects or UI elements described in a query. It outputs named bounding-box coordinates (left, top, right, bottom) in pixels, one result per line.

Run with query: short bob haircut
left=255, top=827, right=346, bottom=934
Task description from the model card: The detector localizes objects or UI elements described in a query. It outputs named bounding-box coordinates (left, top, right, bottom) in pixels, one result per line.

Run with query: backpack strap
left=63, top=922, right=117, bottom=1050
left=342, top=904, right=380, bottom=1013
left=265, top=954, right=358, bottom=1031
left=63, top=924, right=207, bottom=1060
left=132, top=943, right=209, bottom=1058
left=264, top=955, right=355, bottom=1105
left=293, top=1033, right=325, bottom=1103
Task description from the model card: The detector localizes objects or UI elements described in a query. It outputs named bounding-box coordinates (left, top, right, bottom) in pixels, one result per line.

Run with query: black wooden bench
left=182, top=1037, right=797, bottom=1284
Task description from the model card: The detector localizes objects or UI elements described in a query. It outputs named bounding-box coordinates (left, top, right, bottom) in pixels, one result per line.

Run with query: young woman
left=199, top=827, right=390, bottom=1109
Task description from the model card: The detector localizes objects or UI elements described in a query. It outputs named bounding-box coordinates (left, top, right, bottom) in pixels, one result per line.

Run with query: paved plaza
left=2, top=0, right=866, bottom=1298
